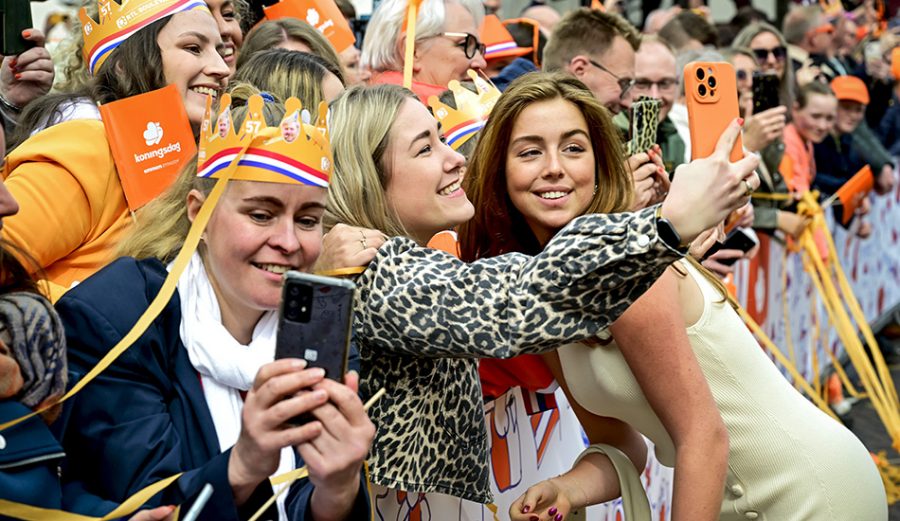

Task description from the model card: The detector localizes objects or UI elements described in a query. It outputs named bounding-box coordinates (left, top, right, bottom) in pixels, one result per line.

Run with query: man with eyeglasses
left=782, top=5, right=843, bottom=81
left=361, top=0, right=487, bottom=103
left=545, top=9, right=670, bottom=210
left=628, top=36, right=685, bottom=173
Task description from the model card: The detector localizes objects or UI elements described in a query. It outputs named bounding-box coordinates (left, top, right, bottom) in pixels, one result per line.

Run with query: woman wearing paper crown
left=457, top=72, right=885, bottom=521
left=52, top=91, right=373, bottom=520
left=1, top=0, right=230, bottom=301
left=318, top=79, right=760, bottom=506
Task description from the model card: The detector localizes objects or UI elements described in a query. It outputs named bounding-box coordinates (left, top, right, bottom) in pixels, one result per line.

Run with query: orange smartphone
left=684, top=61, right=743, bottom=162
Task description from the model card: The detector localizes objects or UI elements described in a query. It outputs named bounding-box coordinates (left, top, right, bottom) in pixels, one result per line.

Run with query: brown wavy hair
left=458, top=72, right=633, bottom=261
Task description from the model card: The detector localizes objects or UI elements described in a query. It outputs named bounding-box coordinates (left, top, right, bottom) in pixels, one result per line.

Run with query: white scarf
left=173, top=253, right=294, bottom=520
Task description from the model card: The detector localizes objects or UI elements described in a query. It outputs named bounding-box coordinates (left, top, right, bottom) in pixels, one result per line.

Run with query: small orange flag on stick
left=826, top=164, right=874, bottom=225
left=263, top=0, right=356, bottom=53
left=402, top=0, right=423, bottom=88
left=99, top=84, right=196, bottom=211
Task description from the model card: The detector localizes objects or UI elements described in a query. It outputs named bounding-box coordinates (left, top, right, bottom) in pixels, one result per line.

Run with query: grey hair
left=782, top=5, right=823, bottom=45
left=361, top=0, right=485, bottom=73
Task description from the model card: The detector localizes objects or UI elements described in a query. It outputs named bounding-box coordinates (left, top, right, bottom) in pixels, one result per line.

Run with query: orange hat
left=830, top=75, right=870, bottom=105
left=480, top=14, right=532, bottom=61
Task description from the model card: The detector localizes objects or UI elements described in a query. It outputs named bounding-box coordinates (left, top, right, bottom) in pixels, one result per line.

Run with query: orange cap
left=830, top=75, right=870, bottom=105
left=480, top=14, right=532, bottom=61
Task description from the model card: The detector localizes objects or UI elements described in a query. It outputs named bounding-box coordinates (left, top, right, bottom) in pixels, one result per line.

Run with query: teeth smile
left=439, top=178, right=462, bottom=196
left=539, top=191, right=569, bottom=200
left=190, top=86, right=219, bottom=98
left=222, top=47, right=234, bottom=57
left=255, top=263, right=292, bottom=274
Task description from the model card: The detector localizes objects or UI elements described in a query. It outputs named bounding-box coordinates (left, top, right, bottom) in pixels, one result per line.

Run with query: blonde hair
left=236, top=18, right=344, bottom=82
left=118, top=87, right=287, bottom=262
left=231, top=49, right=342, bottom=107
left=326, top=84, right=418, bottom=237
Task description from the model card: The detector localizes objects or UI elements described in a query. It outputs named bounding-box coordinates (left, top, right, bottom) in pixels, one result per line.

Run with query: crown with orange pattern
left=480, top=14, right=532, bottom=61
left=197, top=93, right=332, bottom=187
left=80, top=0, right=210, bottom=76
left=426, top=70, right=501, bottom=150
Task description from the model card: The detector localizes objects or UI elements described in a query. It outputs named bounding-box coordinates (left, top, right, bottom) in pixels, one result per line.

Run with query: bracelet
left=0, top=93, right=22, bottom=114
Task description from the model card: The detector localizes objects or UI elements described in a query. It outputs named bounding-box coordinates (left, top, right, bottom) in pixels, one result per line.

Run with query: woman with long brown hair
left=459, top=72, right=884, bottom=521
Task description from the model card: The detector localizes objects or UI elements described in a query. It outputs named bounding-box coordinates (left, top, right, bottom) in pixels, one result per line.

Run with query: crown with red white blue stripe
left=80, top=0, right=209, bottom=76
left=427, top=70, right=500, bottom=151
left=197, top=93, right=332, bottom=187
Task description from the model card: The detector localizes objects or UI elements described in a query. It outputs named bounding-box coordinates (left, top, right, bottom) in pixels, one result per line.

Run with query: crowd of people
left=0, top=0, right=895, bottom=519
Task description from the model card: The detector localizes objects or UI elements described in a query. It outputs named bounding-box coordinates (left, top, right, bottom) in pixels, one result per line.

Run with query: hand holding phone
left=751, top=72, right=780, bottom=114
left=702, top=228, right=758, bottom=265
left=276, top=272, right=356, bottom=424
left=627, top=96, right=661, bottom=156
left=684, top=61, right=743, bottom=162
left=0, top=0, right=35, bottom=57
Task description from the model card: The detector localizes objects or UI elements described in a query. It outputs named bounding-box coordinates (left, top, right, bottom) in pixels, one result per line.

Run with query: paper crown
left=480, top=14, right=532, bottom=61
left=427, top=70, right=501, bottom=150
left=197, top=94, right=333, bottom=187
left=80, top=0, right=209, bottom=75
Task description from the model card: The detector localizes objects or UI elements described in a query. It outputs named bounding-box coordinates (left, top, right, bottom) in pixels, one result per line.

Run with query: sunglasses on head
left=751, top=46, right=787, bottom=63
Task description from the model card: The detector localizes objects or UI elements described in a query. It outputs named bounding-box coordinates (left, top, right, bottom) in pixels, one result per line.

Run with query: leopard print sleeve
left=356, top=205, right=683, bottom=359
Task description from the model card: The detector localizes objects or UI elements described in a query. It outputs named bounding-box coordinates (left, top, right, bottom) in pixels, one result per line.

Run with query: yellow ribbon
left=402, top=0, right=422, bottom=89
left=795, top=192, right=900, bottom=456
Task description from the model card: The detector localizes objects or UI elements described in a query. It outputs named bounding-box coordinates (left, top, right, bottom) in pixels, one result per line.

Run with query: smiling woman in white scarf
left=52, top=90, right=374, bottom=521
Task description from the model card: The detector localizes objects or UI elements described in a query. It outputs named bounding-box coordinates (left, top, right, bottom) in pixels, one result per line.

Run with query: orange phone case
left=684, top=61, right=743, bottom=162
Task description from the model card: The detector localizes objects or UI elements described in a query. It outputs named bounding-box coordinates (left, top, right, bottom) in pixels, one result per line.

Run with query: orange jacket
left=2, top=120, right=131, bottom=301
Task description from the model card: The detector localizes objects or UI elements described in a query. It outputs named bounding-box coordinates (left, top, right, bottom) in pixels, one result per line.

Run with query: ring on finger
left=360, top=238, right=368, bottom=250
left=742, top=179, right=754, bottom=197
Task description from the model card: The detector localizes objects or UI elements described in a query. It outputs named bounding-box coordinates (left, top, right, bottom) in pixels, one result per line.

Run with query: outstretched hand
left=663, top=118, right=760, bottom=245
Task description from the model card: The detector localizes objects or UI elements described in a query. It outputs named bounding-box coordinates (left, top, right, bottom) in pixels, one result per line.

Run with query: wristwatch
left=655, top=205, right=689, bottom=252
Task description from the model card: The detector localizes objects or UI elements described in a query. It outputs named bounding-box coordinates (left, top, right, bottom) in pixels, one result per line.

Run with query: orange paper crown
left=427, top=70, right=501, bottom=150
left=197, top=94, right=332, bottom=187
left=480, top=14, right=532, bottom=61
left=80, top=0, right=209, bottom=75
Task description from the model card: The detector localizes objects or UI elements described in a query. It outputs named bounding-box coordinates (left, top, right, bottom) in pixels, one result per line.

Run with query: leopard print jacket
left=354, top=206, right=682, bottom=503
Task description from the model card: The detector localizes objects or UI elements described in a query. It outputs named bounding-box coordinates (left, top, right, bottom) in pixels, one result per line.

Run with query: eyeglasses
left=588, top=58, right=635, bottom=96
left=632, top=78, right=678, bottom=93
left=751, top=46, right=787, bottom=63
left=441, top=32, right=486, bottom=59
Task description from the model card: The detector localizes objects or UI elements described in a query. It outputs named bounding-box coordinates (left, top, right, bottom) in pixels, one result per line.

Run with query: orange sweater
left=2, top=120, right=131, bottom=301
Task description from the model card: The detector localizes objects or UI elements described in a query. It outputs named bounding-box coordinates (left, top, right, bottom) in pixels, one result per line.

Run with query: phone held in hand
left=684, top=61, right=743, bottom=162
left=627, top=96, right=661, bottom=156
left=275, top=272, right=356, bottom=424
left=702, top=228, right=758, bottom=266
left=0, top=0, right=35, bottom=57
left=751, top=72, right=780, bottom=114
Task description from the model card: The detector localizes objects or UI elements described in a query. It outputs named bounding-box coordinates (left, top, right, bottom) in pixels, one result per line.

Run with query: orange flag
left=835, top=164, right=874, bottom=225
left=264, top=0, right=356, bottom=53
left=99, top=84, right=196, bottom=211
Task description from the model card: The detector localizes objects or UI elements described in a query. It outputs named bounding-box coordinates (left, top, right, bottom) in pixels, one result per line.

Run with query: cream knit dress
left=559, top=260, right=887, bottom=520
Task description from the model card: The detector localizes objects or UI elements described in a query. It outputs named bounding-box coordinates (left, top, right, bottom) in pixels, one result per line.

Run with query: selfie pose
left=458, top=73, right=884, bottom=521
left=320, top=79, right=759, bottom=506
left=54, top=95, right=372, bottom=520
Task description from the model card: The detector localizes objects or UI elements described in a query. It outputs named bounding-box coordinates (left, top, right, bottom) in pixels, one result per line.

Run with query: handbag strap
left=568, top=443, right=651, bottom=521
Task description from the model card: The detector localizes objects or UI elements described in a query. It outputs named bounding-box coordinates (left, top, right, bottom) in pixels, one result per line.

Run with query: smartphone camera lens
left=698, top=84, right=707, bottom=96
left=707, top=76, right=717, bottom=88
left=696, top=68, right=705, bottom=80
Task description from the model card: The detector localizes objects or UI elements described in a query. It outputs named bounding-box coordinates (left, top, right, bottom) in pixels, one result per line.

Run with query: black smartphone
left=627, top=96, right=661, bottom=156
left=702, top=228, right=758, bottom=266
left=275, top=272, right=356, bottom=423
left=0, top=0, right=35, bottom=57
left=752, top=72, right=780, bottom=114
